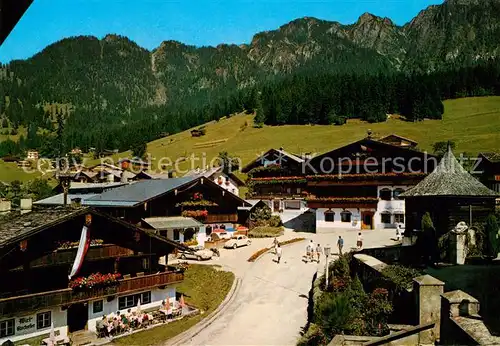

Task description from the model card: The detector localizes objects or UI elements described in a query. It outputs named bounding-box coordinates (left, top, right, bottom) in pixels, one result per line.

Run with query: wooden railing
left=28, top=245, right=135, bottom=267
left=0, top=271, right=184, bottom=317
left=205, top=213, right=238, bottom=223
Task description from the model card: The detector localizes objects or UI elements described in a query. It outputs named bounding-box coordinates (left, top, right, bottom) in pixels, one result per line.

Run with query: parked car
left=178, top=245, right=213, bottom=261
left=224, top=235, right=251, bottom=249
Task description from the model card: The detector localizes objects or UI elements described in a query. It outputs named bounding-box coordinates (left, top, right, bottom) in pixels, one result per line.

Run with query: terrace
left=0, top=269, right=184, bottom=317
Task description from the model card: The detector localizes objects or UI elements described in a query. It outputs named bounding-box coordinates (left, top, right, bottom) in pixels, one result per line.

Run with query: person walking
left=315, top=243, right=322, bottom=262
left=357, top=232, right=363, bottom=250
left=272, top=237, right=279, bottom=254
left=306, top=239, right=314, bottom=262
left=276, top=244, right=282, bottom=264
left=337, top=236, right=344, bottom=255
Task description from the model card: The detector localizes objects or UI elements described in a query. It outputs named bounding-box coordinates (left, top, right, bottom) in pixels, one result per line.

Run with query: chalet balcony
left=0, top=270, right=184, bottom=317
left=25, top=245, right=136, bottom=268
left=205, top=213, right=238, bottom=223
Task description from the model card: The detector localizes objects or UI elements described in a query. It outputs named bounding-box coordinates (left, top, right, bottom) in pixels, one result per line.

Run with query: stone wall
left=440, top=290, right=500, bottom=345
left=351, top=254, right=416, bottom=325
left=351, top=254, right=500, bottom=345
left=360, top=244, right=417, bottom=266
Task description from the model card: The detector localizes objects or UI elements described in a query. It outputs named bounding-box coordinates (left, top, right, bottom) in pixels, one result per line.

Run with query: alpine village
left=0, top=0, right=500, bottom=345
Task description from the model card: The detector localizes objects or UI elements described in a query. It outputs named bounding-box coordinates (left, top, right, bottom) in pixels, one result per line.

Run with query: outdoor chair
left=97, top=327, right=107, bottom=338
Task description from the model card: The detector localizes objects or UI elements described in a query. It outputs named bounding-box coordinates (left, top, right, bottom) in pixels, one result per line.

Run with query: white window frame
left=381, top=212, right=392, bottom=224
left=93, top=300, right=104, bottom=314
left=0, top=319, right=14, bottom=337
left=141, top=291, right=151, bottom=304
left=394, top=213, right=405, bottom=224
left=36, top=311, right=51, bottom=330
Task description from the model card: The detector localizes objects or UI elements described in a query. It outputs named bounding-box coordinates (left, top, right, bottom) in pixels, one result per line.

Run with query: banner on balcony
left=69, top=225, right=90, bottom=279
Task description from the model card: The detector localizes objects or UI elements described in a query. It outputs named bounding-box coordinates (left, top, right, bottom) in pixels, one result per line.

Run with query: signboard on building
left=16, top=315, right=36, bottom=334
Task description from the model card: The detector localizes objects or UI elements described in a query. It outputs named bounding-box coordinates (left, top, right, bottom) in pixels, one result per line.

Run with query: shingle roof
left=83, top=176, right=199, bottom=207
left=0, top=207, right=88, bottom=246
left=143, top=216, right=203, bottom=230
left=480, top=152, right=500, bottom=163
left=0, top=207, right=191, bottom=252
left=400, top=147, right=499, bottom=198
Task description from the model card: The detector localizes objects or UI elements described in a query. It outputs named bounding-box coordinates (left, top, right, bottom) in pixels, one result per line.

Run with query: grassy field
left=1, top=96, right=499, bottom=182
left=143, top=96, right=500, bottom=173
left=112, top=264, right=234, bottom=345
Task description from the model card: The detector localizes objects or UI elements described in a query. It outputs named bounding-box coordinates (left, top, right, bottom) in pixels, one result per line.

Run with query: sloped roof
left=0, top=207, right=191, bottom=251
left=143, top=216, right=203, bottom=230
left=480, top=152, right=500, bottom=163
left=400, top=147, right=499, bottom=198
left=241, top=148, right=305, bottom=173
left=33, top=193, right=98, bottom=206
left=378, top=134, right=418, bottom=145
left=83, top=176, right=199, bottom=207
left=0, top=207, right=89, bottom=246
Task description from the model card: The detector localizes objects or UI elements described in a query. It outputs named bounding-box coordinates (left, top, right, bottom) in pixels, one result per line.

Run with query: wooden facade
left=0, top=208, right=187, bottom=324
left=401, top=147, right=499, bottom=235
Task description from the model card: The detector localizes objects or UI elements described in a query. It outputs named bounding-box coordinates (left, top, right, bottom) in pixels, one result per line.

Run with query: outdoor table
left=42, top=335, right=69, bottom=345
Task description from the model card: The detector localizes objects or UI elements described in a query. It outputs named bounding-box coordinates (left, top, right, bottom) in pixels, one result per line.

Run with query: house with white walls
left=0, top=208, right=187, bottom=344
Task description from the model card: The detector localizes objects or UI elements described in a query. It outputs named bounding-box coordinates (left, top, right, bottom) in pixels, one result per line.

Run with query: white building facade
left=314, top=185, right=410, bottom=232
left=0, top=287, right=176, bottom=344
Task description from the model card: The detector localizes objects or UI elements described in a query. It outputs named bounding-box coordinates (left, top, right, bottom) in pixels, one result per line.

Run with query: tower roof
left=400, top=146, right=499, bottom=198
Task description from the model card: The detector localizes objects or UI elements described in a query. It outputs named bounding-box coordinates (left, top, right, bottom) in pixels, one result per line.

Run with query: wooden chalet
left=0, top=207, right=188, bottom=344
left=242, top=148, right=307, bottom=212
left=475, top=152, right=500, bottom=194
left=306, top=137, right=436, bottom=232
left=400, top=146, right=499, bottom=236
left=82, top=176, right=250, bottom=245
left=184, top=166, right=245, bottom=197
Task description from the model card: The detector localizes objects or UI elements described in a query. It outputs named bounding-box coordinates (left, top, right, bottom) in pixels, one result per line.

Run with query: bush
left=297, top=323, right=327, bottom=346
left=485, top=214, right=499, bottom=258
left=248, top=226, right=284, bottom=238
left=380, top=265, right=422, bottom=291
left=314, top=291, right=355, bottom=339
left=268, top=215, right=282, bottom=227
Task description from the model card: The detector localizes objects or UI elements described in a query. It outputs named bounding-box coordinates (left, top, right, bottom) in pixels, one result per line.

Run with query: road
left=176, top=229, right=396, bottom=346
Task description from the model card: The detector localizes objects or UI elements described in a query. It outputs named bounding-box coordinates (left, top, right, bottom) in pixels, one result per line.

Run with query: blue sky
left=0, top=0, right=443, bottom=63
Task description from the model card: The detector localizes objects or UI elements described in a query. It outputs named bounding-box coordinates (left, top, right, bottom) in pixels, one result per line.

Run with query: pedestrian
left=272, top=237, right=279, bottom=253
left=307, top=239, right=314, bottom=261
left=276, top=244, right=282, bottom=264
left=315, top=243, right=322, bottom=262
left=337, top=236, right=344, bottom=255
left=357, top=232, right=363, bottom=249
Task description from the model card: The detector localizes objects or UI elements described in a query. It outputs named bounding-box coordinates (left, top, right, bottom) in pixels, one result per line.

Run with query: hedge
left=248, top=226, right=284, bottom=238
